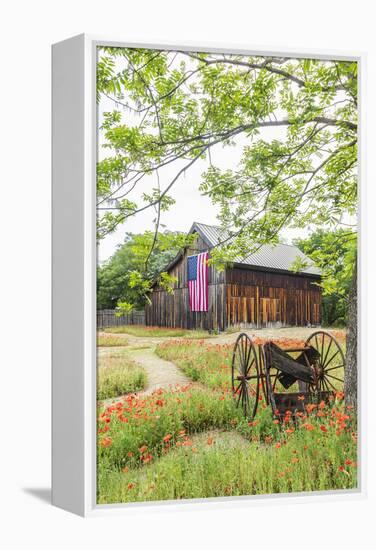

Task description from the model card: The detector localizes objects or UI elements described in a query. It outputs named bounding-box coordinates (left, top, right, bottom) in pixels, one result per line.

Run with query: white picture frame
left=52, top=34, right=366, bottom=517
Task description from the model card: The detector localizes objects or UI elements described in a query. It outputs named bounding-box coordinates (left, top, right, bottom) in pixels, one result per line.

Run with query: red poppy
left=163, top=434, right=172, bottom=443
left=100, top=437, right=112, bottom=448
left=320, top=425, right=328, bottom=433
left=139, top=445, right=148, bottom=454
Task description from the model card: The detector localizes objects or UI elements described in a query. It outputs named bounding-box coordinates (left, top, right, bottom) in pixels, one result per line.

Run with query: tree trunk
left=345, top=260, right=357, bottom=407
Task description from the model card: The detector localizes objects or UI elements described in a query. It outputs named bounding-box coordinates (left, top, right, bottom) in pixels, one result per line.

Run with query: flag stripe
left=187, top=252, right=208, bottom=312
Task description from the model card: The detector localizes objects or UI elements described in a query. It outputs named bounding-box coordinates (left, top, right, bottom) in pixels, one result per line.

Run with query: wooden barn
left=145, top=222, right=322, bottom=331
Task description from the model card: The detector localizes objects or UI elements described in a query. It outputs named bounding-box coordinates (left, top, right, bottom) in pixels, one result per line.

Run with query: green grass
left=98, top=333, right=129, bottom=347
left=97, top=387, right=357, bottom=503
left=97, top=351, right=147, bottom=400
left=103, top=325, right=216, bottom=338
left=157, top=339, right=232, bottom=389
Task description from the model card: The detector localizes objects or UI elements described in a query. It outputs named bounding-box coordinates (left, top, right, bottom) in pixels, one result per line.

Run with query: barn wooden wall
left=145, top=233, right=322, bottom=330
left=226, top=267, right=321, bottom=327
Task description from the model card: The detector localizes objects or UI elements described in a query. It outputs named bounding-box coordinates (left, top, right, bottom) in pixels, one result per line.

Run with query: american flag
left=187, top=252, right=209, bottom=312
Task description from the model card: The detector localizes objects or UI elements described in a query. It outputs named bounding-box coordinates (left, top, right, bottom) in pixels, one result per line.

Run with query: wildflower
left=248, top=420, right=258, bottom=427
left=139, top=445, right=148, bottom=454
left=163, top=433, right=173, bottom=443
left=297, top=395, right=305, bottom=401
left=122, top=467, right=129, bottom=473
left=127, top=451, right=134, bottom=457
left=320, top=425, right=328, bottom=433
left=319, top=400, right=326, bottom=410
left=207, top=437, right=215, bottom=445
left=127, top=482, right=135, bottom=490
left=285, top=428, right=295, bottom=434
left=291, top=458, right=299, bottom=464
left=275, top=442, right=282, bottom=449
left=100, top=437, right=112, bottom=448
left=273, top=419, right=280, bottom=425
left=302, top=423, right=314, bottom=431
left=98, top=425, right=109, bottom=434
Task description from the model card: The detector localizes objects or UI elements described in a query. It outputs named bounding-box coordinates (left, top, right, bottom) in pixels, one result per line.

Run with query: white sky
left=97, top=53, right=356, bottom=264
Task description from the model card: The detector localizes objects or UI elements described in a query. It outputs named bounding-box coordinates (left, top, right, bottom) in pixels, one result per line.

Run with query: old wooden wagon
left=145, top=222, right=322, bottom=331
left=231, top=330, right=345, bottom=419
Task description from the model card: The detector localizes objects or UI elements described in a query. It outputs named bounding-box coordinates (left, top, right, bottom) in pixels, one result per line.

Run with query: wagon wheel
left=305, top=330, right=346, bottom=398
left=231, top=333, right=260, bottom=419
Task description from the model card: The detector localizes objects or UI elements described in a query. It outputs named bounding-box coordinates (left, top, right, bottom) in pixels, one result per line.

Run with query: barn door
left=260, top=298, right=281, bottom=326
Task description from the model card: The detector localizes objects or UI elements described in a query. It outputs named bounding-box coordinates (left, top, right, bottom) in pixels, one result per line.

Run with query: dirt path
left=127, top=347, right=190, bottom=394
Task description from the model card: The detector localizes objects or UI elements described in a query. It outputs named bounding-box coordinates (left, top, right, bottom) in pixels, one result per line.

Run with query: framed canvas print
left=52, top=34, right=365, bottom=516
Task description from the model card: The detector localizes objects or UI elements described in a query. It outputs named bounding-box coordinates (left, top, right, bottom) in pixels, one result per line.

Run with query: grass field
left=97, top=350, right=147, bottom=400
left=103, top=325, right=216, bottom=338
left=97, top=330, right=356, bottom=504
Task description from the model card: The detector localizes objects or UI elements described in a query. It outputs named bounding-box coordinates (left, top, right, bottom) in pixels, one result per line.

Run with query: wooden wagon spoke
left=322, top=336, right=333, bottom=368
left=321, top=378, right=331, bottom=393
left=323, top=349, right=340, bottom=368
left=326, top=373, right=344, bottom=383
left=245, top=338, right=252, bottom=368
left=236, top=386, right=244, bottom=407
left=246, top=356, right=255, bottom=375
left=326, top=364, right=345, bottom=372
left=324, top=377, right=337, bottom=391
left=320, top=333, right=325, bottom=367
left=315, top=334, right=319, bottom=353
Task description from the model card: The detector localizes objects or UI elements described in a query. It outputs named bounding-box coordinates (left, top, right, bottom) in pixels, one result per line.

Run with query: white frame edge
left=51, top=33, right=366, bottom=517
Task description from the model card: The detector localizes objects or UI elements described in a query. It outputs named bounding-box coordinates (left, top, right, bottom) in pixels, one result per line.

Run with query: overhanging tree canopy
left=97, top=47, right=358, bottom=405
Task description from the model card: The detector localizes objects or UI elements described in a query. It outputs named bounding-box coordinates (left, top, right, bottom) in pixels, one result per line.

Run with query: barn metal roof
left=190, top=222, right=321, bottom=276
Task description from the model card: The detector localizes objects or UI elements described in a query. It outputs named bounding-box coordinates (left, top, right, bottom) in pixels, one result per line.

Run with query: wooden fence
left=97, top=309, right=145, bottom=328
